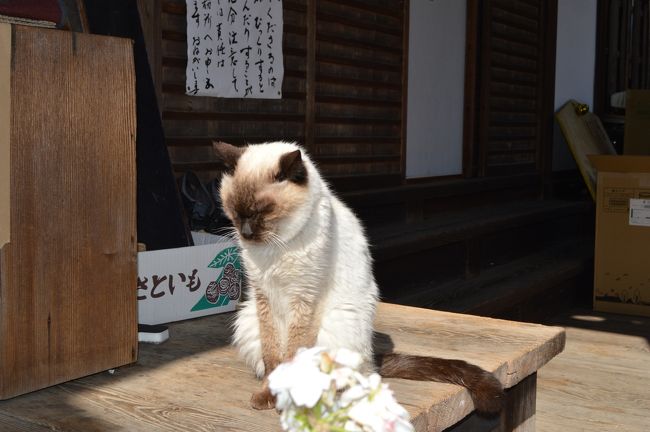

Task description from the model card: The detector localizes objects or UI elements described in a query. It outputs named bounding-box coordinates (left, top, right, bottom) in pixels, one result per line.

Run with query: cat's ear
left=213, top=141, right=244, bottom=174
left=277, top=149, right=308, bottom=185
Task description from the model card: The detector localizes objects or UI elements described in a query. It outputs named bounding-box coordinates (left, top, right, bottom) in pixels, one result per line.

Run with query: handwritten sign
left=185, top=0, right=284, bottom=99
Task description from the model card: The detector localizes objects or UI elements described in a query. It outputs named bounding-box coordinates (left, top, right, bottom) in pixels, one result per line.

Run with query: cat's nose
left=240, top=219, right=254, bottom=238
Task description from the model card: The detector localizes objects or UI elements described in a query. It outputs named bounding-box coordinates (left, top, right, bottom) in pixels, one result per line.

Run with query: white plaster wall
left=553, top=0, right=598, bottom=171
left=405, top=0, right=465, bottom=179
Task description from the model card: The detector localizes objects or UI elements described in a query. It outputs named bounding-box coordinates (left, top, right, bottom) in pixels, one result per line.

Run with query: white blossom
left=267, top=347, right=414, bottom=432
left=268, top=347, right=331, bottom=408
left=334, top=347, right=363, bottom=369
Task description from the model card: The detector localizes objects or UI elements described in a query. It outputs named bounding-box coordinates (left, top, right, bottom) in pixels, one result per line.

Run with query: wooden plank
left=0, top=303, right=565, bottom=432
left=439, top=241, right=593, bottom=317
left=374, top=303, right=564, bottom=431
left=316, top=20, right=402, bottom=52
left=537, top=309, right=650, bottom=431
left=323, top=0, right=404, bottom=20
left=493, top=0, right=540, bottom=20
left=305, top=0, right=316, bottom=152
left=555, top=101, right=616, bottom=199
left=537, top=0, right=558, bottom=196
left=0, top=24, right=9, bottom=249
left=463, top=0, right=480, bottom=178
left=317, top=55, right=401, bottom=78
left=1, top=26, right=137, bottom=399
left=0, top=412, right=52, bottom=432
left=318, top=1, right=403, bottom=36
left=342, top=173, right=540, bottom=207
left=370, top=200, right=591, bottom=262
left=399, top=0, right=408, bottom=181
left=317, top=39, right=402, bottom=70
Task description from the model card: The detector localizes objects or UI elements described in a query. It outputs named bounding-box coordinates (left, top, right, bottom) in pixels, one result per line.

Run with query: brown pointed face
left=213, top=142, right=309, bottom=244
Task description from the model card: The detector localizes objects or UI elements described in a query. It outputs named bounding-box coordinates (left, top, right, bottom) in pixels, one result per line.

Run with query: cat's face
left=213, top=141, right=311, bottom=245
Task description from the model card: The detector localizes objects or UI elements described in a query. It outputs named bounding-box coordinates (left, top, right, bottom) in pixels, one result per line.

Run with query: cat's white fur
left=228, top=142, right=378, bottom=377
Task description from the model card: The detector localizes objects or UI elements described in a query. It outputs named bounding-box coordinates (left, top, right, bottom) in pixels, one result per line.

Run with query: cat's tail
left=376, top=353, right=504, bottom=415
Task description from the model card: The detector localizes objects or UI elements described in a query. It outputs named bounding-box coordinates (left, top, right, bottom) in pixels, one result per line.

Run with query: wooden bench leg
left=500, top=372, right=537, bottom=431
left=445, top=373, right=537, bottom=432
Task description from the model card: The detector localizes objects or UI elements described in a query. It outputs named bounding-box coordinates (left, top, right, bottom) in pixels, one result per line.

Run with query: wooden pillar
left=304, top=0, right=316, bottom=153
left=448, top=373, right=538, bottom=432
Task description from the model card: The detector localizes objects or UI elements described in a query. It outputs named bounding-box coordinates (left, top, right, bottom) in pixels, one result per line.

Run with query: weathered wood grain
left=0, top=25, right=138, bottom=399
left=0, top=303, right=564, bottom=431
left=0, top=24, right=9, bottom=248
left=537, top=309, right=650, bottom=432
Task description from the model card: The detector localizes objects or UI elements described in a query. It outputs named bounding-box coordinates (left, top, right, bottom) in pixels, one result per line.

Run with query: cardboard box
left=589, top=155, right=650, bottom=317
left=624, top=90, right=650, bottom=155
left=137, top=233, right=241, bottom=325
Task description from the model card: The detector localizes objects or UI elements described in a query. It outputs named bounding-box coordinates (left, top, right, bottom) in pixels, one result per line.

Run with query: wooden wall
left=140, top=0, right=406, bottom=190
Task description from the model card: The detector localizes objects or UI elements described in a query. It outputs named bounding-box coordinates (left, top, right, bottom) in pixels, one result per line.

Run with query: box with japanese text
left=589, top=155, right=650, bottom=318
left=137, top=234, right=241, bottom=325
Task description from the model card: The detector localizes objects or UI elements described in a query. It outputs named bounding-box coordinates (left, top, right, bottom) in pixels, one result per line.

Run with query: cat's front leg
left=250, top=378, right=275, bottom=410
left=251, top=292, right=281, bottom=410
left=285, top=298, right=320, bottom=360
left=250, top=297, right=319, bottom=410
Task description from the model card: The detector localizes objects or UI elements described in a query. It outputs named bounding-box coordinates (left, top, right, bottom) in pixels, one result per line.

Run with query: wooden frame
left=462, top=0, right=559, bottom=188
left=538, top=0, right=559, bottom=197
left=462, top=0, right=481, bottom=178
left=593, top=0, right=650, bottom=117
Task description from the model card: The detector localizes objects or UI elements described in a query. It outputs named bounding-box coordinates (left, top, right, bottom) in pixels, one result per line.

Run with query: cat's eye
left=274, top=171, right=286, bottom=182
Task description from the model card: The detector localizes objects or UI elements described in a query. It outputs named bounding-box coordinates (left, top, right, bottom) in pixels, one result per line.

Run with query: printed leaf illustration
left=208, top=246, right=239, bottom=269
left=192, top=247, right=242, bottom=312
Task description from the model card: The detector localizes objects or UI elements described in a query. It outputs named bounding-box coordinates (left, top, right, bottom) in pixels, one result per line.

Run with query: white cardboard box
left=137, top=234, right=241, bottom=325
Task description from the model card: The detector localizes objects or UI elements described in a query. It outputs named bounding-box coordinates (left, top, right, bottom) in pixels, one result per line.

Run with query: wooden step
left=369, top=199, right=593, bottom=262
left=341, top=173, right=540, bottom=207
left=341, top=174, right=542, bottom=226
left=393, top=239, right=594, bottom=320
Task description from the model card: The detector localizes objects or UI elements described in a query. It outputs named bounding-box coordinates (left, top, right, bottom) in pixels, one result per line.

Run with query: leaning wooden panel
left=555, top=100, right=616, bottom=200
left=0, top=24, right=138, bottom=399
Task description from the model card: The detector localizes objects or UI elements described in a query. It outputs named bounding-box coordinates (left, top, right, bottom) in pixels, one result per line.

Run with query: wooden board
left=555, top=100, right=617, bottom=200
left=0, top=303, right=564, bottom=431
left=0, top=25, right=138, bottom=399
left=0, top=24, right=10, bottom=248
left=537, top=309, right=650, bottom=432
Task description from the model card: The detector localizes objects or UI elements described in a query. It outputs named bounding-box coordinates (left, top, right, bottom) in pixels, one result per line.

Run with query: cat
left=212, top=141, right=503, bottom=414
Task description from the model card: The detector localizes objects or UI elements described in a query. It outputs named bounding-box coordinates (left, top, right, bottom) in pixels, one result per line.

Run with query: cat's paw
left=250, top=388, right=276, bottom=410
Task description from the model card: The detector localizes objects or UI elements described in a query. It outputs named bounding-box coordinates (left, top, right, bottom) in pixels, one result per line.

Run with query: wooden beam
left=305, top=0, right=316, bottom=152
left=463, top=0, right=480, bottom=178
left=539, top=0, right=558, bottom=198
left=0, top=24, right=10, bottom=249
left=400, top=0, right=409, bottom=182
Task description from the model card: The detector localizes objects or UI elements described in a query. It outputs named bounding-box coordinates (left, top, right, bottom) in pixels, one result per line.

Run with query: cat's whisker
left=272, top=232, right=289, bottom=251
left=213, top=226, right=240, bottom=242
left=265, top=233, right=281, bottom=250
left=213, top=226, right=235, bottom=235
left=266, top=232, right=288, bottom=252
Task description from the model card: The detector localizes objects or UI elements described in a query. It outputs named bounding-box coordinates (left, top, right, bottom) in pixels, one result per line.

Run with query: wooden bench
left=0, top=303, right=564, bottom=431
